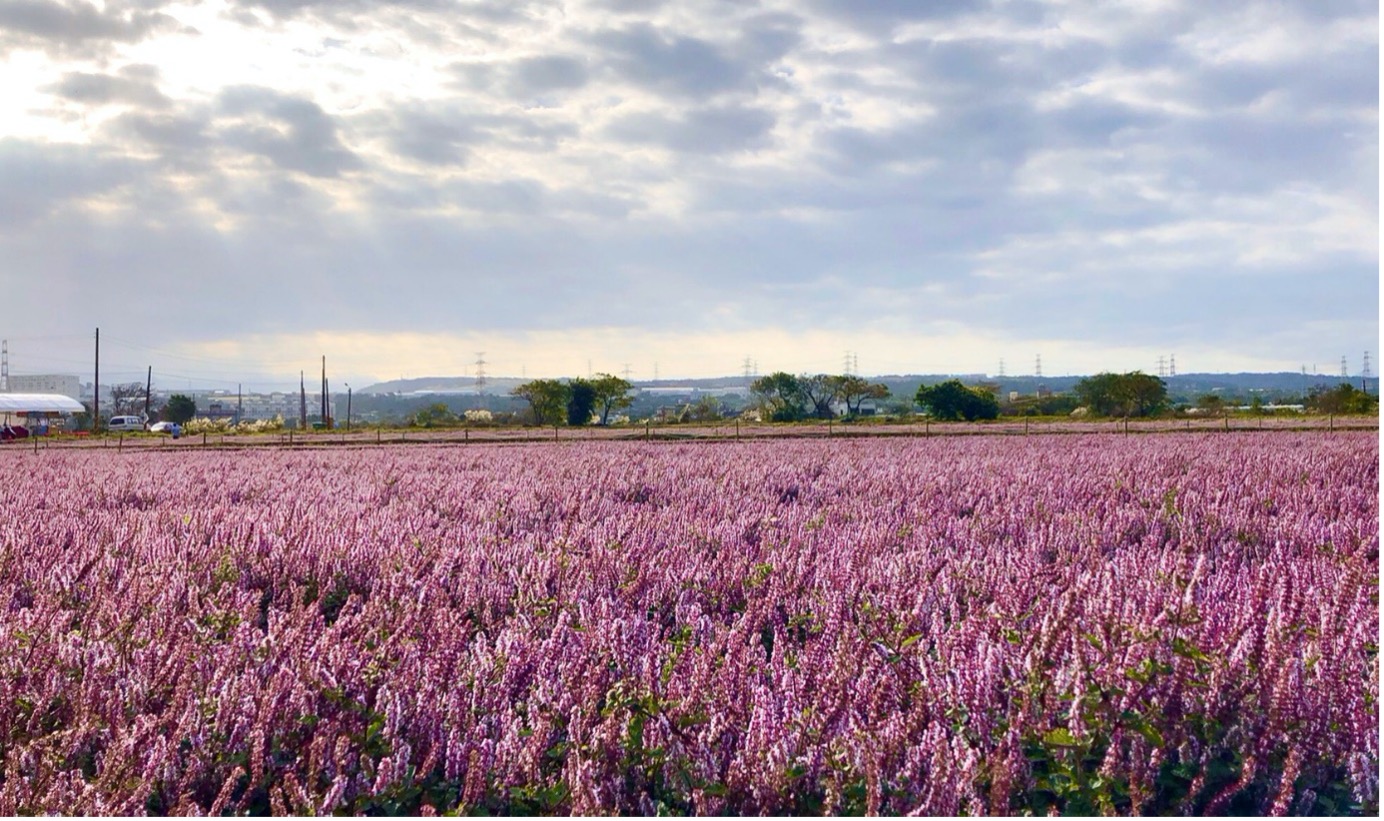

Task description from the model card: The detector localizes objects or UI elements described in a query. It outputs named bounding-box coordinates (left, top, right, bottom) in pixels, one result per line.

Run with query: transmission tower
left=1169, top=354, right=1176, bottom=377
left=474, top=352, right=487, bottom=391
left=1364, top=352, right=1372, bottom=379
left=743, top=357, right=752, bottom=382
left=1035, top=354, right=1043, bottom=378
left=843, top=351, right=854, bottom=376
left=853, top=353, right=859, bottom=376
left=997, top=358, right=1005, bottom=378
left=0, top=339, right=7, bottom=392
left=1157, top=356, right=1166, bottom=378
left=1341, top=356, right=1349, bottom=378
left=622, top=363, right=632, bottom=380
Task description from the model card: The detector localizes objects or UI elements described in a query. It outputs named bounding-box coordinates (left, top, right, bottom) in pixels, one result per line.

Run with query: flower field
left=0, top=433, right=1376, bottom=815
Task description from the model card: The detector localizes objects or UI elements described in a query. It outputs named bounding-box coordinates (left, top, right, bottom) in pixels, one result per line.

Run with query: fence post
left=735, top=419, right=740, bottom=441
left=646, top=420, right=650, bottom=441
left=118, top=434, right=123, bottom=452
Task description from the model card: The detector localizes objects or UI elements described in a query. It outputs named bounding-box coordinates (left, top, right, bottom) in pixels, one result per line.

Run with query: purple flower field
left=0, top=433, right=1376, bottom=815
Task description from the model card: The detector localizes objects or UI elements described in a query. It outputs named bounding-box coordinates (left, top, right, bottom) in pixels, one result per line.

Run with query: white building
left=5, top=374, right=81, bottom=401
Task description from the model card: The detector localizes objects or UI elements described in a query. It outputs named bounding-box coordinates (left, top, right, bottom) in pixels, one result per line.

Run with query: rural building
left=5, top=374, right=80, bottom=400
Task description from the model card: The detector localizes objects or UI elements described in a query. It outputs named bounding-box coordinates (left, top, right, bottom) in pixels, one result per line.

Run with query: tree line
left=512, top=374, right=634, bottom=426
left=505, top=369, right=1377, bottom=427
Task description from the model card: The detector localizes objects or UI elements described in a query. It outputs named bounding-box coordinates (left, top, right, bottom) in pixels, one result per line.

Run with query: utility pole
left=94, top=328, right=100, bottom=433
left=236, top=384, right=242, bottom=425
left=144, top=366, right=152, bottom=420
left=321, top=356, right=328, bottom=426
left=299, top=371, right=307, bottom=431
left=346, top=385, right=352, bottom=431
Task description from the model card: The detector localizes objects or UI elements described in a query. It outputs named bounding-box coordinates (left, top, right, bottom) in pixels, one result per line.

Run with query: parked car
left=149, top=421, right=182, bottom=437
left=107, top=416, right=146, bottom=432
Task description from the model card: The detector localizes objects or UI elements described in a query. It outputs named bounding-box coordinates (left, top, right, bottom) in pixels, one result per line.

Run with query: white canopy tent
left=0, top=393, right=86, bottom=413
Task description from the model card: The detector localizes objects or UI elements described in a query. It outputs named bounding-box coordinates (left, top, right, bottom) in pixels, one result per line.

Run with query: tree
left=1307, top=383, right=1378, bottom=415
left=751, top=372, right=806, bottom=421
left=589, top=373, right=634, bottom=425
left=1196, top=393, right=1226, bottom=417
left=513, top=379, right=569, bottom=426
left=408, top=402, right=457, bottom=427
left=163, top=394, right=197, bottom=424
left=829, top=375, right=891, bottom=416
left=566, top=378, right=597, bottom=426
left=111, top=382, right=146, bottom=417
left=915, top=380, right=1000, bottom=421
left=799, top=374, right=840, bottom=419
left=1074, top=372, right=1168, bottom=418
left=683, top=395, right=724, bottom=423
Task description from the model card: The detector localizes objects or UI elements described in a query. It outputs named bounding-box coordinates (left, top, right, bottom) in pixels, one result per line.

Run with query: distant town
left=1, top=367, right=1375, bottom=430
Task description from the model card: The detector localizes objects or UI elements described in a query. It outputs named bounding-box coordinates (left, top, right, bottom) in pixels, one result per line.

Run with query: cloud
left=604, top=104, right=775, bottom=154
left=0, top=0, right=180, bottom=57
left=0, top=0, right=1374, bottom=380
left=44, top=64, right=171, bottom=108
left=215, top=86, right=362, bottom=178
left=588, top=23, right=763, bottom=97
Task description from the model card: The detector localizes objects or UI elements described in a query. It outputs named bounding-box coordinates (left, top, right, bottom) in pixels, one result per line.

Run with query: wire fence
left=5, top=414, right=1377, bottom=452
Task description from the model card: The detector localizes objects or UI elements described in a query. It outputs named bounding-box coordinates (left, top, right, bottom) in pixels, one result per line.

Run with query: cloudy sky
left=0, top=0, right=1376, bottom=388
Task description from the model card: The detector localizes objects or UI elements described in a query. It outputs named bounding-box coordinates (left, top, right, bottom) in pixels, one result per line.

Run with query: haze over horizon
left=1, top=0, right=1376, bottom=390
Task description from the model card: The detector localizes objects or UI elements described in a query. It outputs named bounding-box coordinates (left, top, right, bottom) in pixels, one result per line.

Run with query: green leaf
left=1042, top=728, right=1079, bottom=747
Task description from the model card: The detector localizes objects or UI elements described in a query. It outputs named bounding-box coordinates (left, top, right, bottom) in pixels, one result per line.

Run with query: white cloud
left=0, top=0, right=1375, bottom=382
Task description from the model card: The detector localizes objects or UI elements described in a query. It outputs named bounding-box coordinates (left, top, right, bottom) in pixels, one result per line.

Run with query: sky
left=0, top=0, right=1377, bottom=389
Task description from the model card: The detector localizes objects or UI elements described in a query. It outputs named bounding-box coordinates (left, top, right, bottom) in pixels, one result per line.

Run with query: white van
left=108, top=416, right=146, bottom=432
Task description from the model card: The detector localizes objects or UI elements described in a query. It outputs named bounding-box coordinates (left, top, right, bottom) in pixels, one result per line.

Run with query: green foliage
left=752, top=372, right=807, bottom=421
left=163, top=394, right=197, bottom=424
left=828, top=375, right=890, bottom=416
left=1196, top=393, right=1227, bottom=416
left=1074, top=372, right=1168, bottom=418
left=1003, top=393, right=1080, bottom=417
left=589, top=373, right=634, bottom=425
left=915, top=379, right=1000, bottom=421
left=566, top=378, right=598, bottom=426
left=513, top=379, right=570, bottom=426
left=407, top=402, right=457, bottom=428
left=1308, top=383, right=1378, bottom=415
